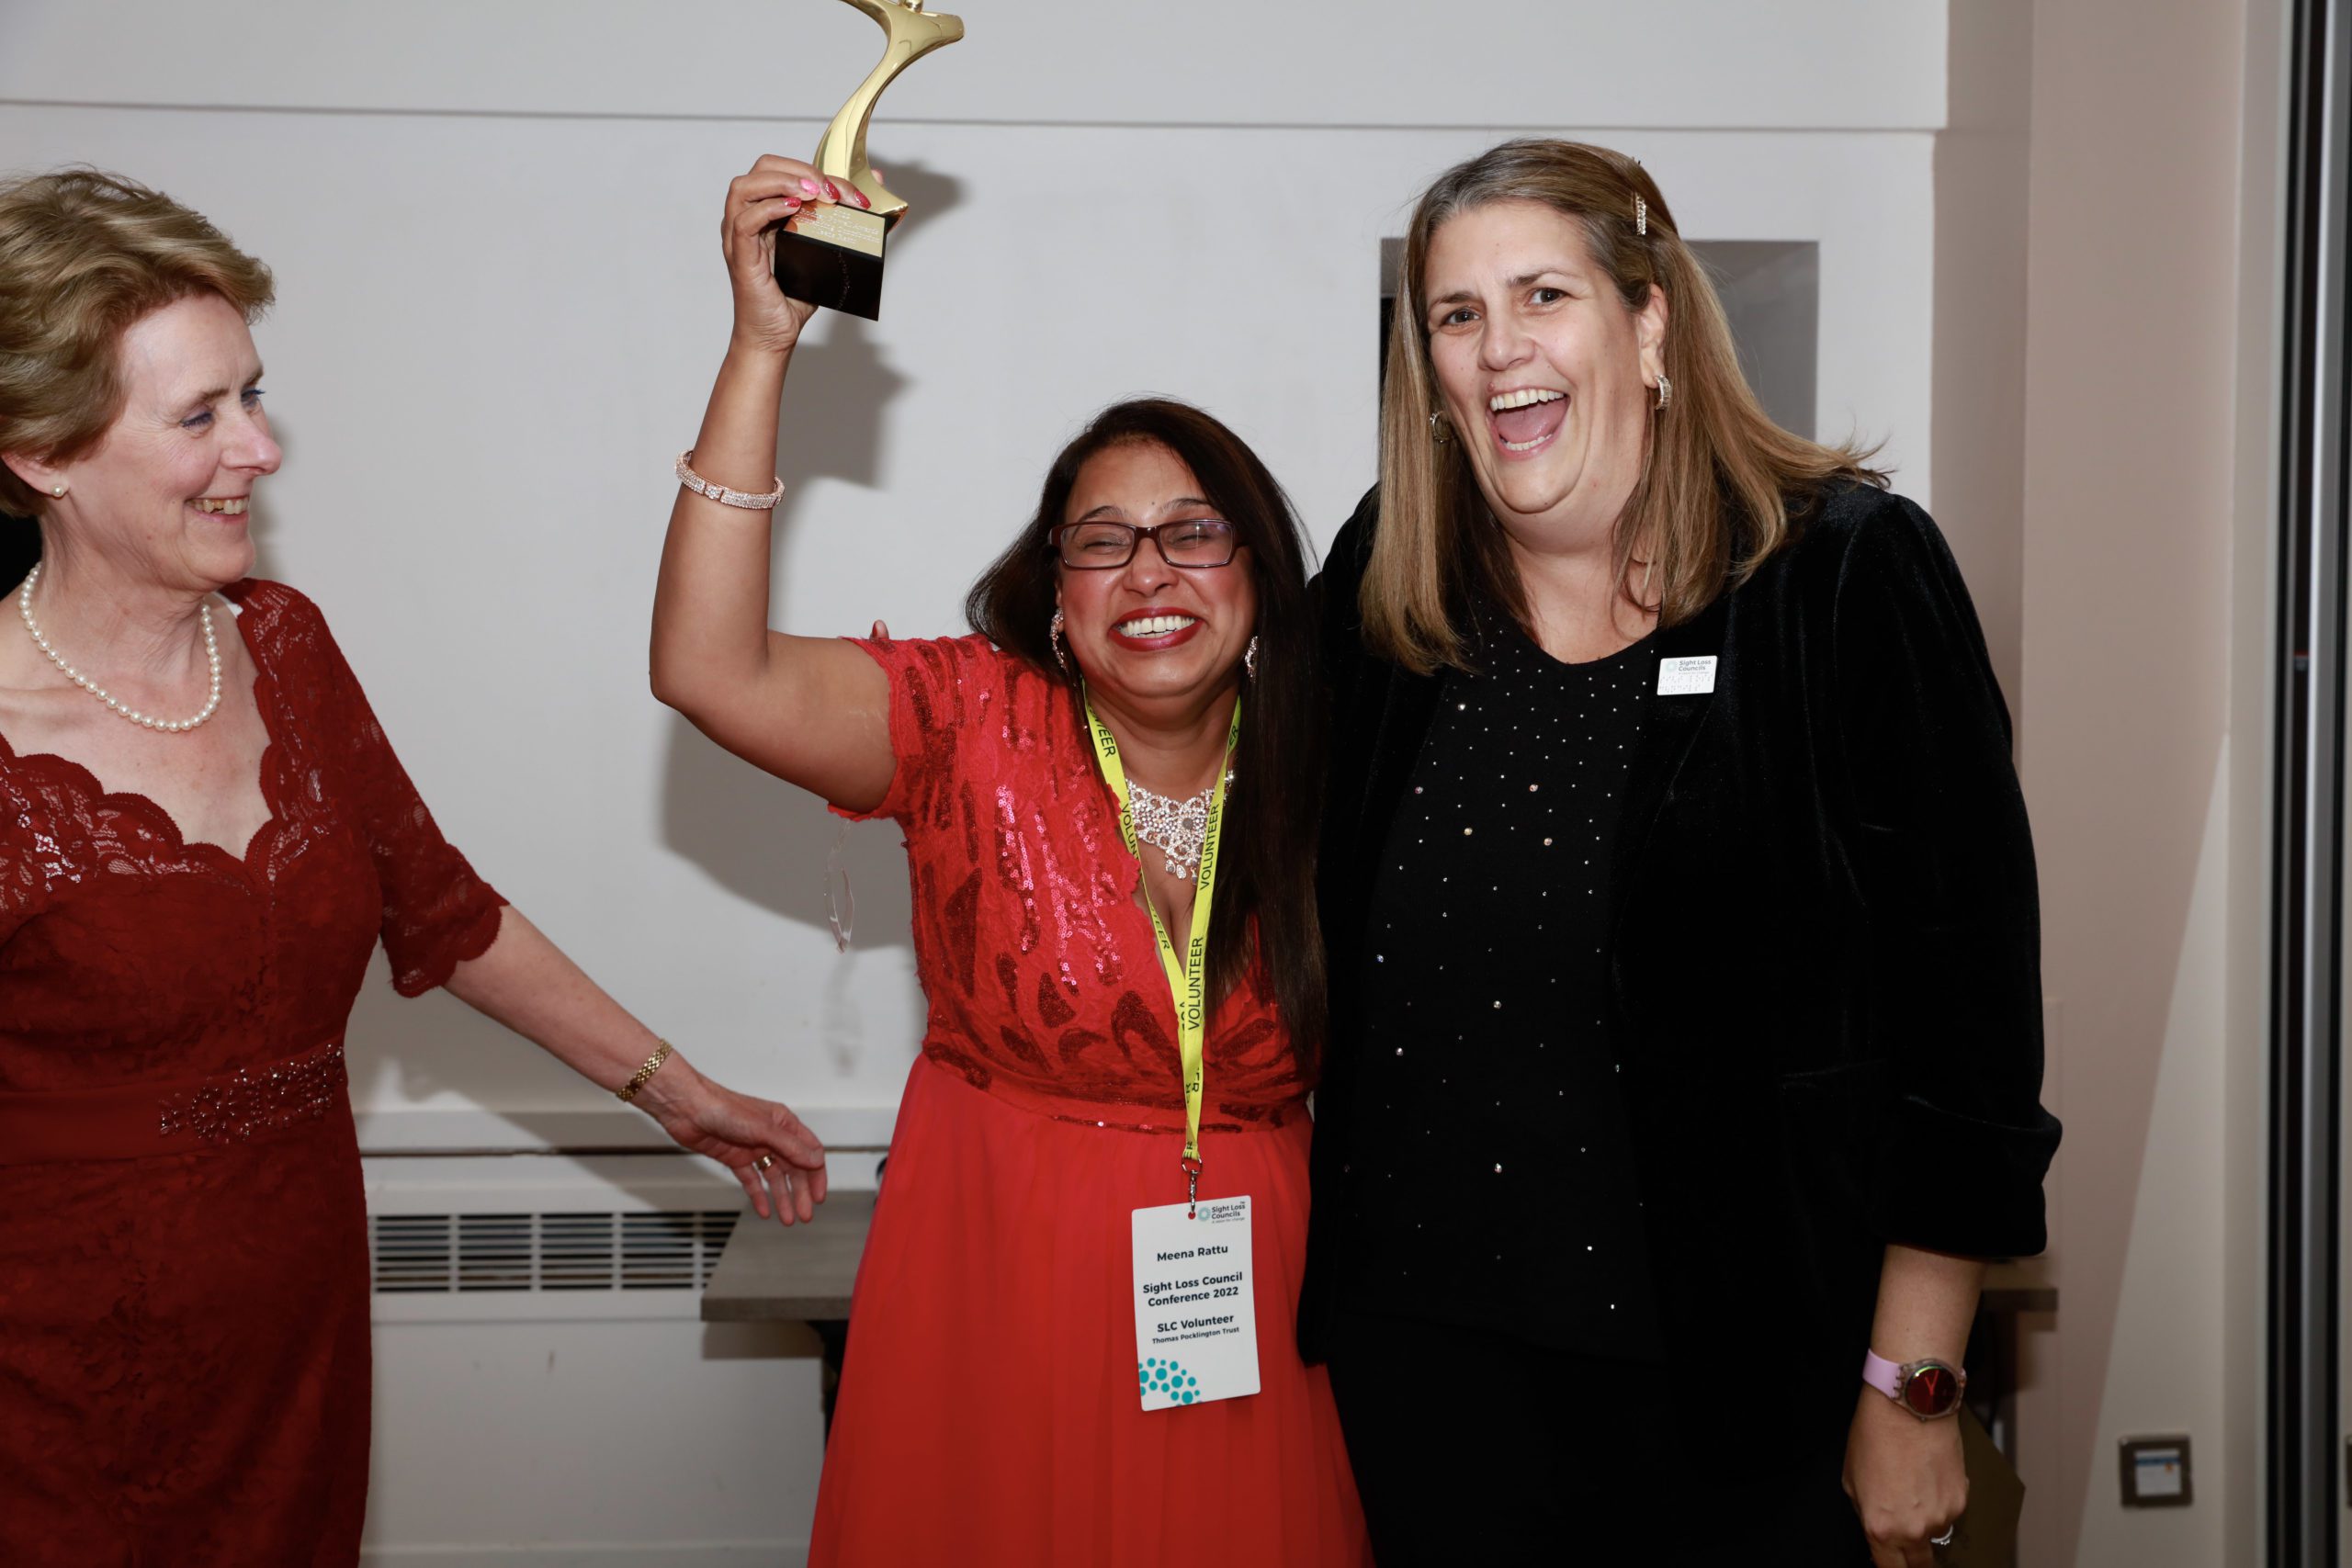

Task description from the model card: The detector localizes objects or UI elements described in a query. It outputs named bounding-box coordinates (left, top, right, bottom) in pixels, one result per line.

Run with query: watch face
left=1902, top=1362, right=1962, bottom=1417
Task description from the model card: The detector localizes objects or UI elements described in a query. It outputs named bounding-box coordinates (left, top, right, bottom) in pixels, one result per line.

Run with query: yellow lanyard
left=1082, top=690, right=1241, bottom=1211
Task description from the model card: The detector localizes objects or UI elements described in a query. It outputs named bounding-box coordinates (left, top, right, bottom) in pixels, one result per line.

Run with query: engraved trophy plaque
left=773, top=0, right=964, bottom=320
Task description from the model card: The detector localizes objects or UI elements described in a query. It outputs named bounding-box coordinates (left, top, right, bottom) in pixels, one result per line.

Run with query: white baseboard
left=361, top=1542, right=804, bottom=1567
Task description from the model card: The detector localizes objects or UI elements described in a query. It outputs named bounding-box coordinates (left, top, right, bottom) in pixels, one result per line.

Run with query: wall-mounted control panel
left=2119, top=1436, right=2193, bottom=1507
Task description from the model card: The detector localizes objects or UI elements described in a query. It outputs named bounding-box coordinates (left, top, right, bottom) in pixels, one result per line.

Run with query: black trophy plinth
left=773, top=202, right=892, bottom=321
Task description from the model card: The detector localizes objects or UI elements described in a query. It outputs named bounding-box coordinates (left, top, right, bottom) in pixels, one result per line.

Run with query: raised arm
left=649, top=153, right=894, bottom=813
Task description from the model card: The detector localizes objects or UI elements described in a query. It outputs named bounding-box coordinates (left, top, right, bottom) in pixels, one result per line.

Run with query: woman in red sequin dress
left=650, top=157, right=1368, bottom=1565
left=0, top=172, right=830, bottom=1565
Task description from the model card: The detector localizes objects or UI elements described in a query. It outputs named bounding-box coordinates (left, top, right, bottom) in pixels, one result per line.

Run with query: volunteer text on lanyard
left=1085, top=691, right=1261, bottom=1410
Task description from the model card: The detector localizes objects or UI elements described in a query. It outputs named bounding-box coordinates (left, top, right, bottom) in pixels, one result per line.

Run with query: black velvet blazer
left=1299, top=480, right=2061, bottom=1421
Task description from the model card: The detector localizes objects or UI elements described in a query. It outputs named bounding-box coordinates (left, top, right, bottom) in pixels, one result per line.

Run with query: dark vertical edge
left=2320, top=0, right=2349, bottom=1555
left=2264, top=6, right=2309, bottom=1562
left=2273, top=0, right=2351, bottom=1561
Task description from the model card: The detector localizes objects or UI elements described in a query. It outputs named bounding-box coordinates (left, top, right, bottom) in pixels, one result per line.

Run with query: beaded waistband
left=0, top=1038, right=348, bottom=1167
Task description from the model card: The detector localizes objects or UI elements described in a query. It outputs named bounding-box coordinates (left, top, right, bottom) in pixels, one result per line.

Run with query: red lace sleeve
left=831, top=634, right=1007, bottom=830
left=260, top=587, right=508, bottom=996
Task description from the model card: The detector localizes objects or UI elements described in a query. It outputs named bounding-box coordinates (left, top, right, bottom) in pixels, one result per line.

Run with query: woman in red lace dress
left=650, top=157, right=1368, bottom=1565
left=0, top=172, right=831, bottom=1565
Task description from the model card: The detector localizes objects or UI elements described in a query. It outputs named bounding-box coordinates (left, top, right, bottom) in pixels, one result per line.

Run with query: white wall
left=1, top=2, right=1951, bottom=1558
left=0, top=1, right=1945, bottom=128
left=0, top=2, right=1944, bottom=1156
left=2009, top=0, right=2282, bottom=1562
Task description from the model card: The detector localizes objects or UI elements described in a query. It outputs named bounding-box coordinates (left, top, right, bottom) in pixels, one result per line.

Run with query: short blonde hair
left=1372, top=139, right=1883, bottom=674
left=0, top=168, right=275, bottom=516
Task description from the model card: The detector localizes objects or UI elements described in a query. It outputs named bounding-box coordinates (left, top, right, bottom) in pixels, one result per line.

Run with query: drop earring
left=1049, top=609, right=1069, bottom=677
left=1243, top=635, right=1260, bottom=681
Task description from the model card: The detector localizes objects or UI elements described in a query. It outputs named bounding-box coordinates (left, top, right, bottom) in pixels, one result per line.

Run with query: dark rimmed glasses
left=1048, top=518, right=1242, bottom=570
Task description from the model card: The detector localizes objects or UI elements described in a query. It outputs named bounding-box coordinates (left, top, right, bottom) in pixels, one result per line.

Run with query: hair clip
left=1635, top=196, right=1647, bottom=236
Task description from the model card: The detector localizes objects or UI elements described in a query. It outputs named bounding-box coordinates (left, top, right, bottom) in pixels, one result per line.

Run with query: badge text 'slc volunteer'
left=1085, top=693, right=1262, bottom=1410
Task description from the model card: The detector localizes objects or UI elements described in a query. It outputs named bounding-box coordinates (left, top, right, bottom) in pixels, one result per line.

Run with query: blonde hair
left=1371, top=139, right=1883, bottom=673
left=0, top=168, right=275, bottom=517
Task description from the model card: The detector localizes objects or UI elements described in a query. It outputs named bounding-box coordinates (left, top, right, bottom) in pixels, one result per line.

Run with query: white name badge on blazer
left=1657, top=655, right=1719, bottom=696
left=1131, top=1196, right=1260, bottom=1409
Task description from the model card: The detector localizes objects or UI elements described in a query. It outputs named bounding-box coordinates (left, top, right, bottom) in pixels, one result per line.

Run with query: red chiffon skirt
left=810, top=1055, right=1370, bottom=1567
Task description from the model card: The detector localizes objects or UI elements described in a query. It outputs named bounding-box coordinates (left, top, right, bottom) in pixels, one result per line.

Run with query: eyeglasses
left=1049, top=518, right=1241, bottom=570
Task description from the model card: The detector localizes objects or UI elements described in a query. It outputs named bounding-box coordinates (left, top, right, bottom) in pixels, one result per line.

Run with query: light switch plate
left=2120, top=1436, right=2194, bottom=1506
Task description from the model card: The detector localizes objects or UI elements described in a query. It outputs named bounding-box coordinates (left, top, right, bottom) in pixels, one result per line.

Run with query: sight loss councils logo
left=1138, top=1357, right=1201, bottom=1407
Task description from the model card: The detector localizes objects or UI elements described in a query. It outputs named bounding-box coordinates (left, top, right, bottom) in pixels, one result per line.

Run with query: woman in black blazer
left=1298, top=140, right=2060, bottom=1566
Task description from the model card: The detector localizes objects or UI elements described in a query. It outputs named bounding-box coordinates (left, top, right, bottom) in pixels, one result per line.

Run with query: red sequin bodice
left=839, top=635, right=1310, bottom=1129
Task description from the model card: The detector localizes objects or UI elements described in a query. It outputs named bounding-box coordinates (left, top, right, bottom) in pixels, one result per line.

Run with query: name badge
left=1657, top=655, right=1718, bottom=696
left=1130, top=1196, right=1260, bottom=1409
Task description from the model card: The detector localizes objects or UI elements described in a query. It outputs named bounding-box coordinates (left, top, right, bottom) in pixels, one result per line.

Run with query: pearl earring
left=50, top=483, right=65, bottom=497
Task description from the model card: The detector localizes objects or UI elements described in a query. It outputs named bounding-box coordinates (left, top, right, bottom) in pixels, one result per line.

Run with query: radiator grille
left=370, top=1210, right=739, bottom=1293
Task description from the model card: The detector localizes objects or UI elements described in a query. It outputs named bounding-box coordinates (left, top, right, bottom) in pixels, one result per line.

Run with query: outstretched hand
left=643, top=1060, right=831, bottom=1225
left=721, top=154, right=877, bottom=355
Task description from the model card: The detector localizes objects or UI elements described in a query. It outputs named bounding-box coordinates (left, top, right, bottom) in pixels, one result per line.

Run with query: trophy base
left=772, top=203, right=891, bottom=321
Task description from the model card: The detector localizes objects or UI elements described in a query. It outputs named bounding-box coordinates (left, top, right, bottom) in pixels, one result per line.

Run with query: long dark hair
left=967, top=399, right=1328, bottom=1059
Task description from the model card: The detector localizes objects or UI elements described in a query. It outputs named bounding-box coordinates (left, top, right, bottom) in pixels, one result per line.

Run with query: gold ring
left=752, top=1154, right=776, bottom=1172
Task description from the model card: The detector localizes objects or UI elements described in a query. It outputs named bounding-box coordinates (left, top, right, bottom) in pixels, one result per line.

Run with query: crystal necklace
left=1125, top=770, right=1234, bottom=881
left=17, top=561, right=223, bottom=733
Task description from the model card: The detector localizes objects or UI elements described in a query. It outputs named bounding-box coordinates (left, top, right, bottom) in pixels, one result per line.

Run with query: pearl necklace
left=1126, top=772, right=1234, bottom=881
left=17, top=562, right=223, bottom=733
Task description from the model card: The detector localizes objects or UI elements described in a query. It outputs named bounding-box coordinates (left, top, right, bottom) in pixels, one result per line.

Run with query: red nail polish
left=823, top=179, right=840, bottom=200
left=799, top=177, right=820, bottom=195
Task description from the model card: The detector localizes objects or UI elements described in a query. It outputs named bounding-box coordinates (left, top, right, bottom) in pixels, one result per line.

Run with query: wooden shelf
left=700, top=1190, right=875, bottom=1323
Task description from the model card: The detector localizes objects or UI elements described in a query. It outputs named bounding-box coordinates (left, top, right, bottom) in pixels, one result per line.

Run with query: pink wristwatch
left=1862, top=1349, right=1967, bottom=1420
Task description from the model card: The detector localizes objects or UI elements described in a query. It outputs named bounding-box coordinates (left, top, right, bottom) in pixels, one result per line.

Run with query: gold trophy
left=772, top=0, right=965, bottom=320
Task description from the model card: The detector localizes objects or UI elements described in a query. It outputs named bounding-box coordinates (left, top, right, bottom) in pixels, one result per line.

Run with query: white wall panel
left=0, top=1, right=1946, bottom=130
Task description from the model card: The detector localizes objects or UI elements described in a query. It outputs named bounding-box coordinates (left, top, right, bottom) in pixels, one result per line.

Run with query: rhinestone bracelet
left=616, top=1038, right=674, bottom=1104
left=676, top=450, right=785, bottom=510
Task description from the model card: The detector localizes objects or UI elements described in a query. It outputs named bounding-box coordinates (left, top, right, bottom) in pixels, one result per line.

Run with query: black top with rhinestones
left=1334, top=607, right=1665, bottom=1359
